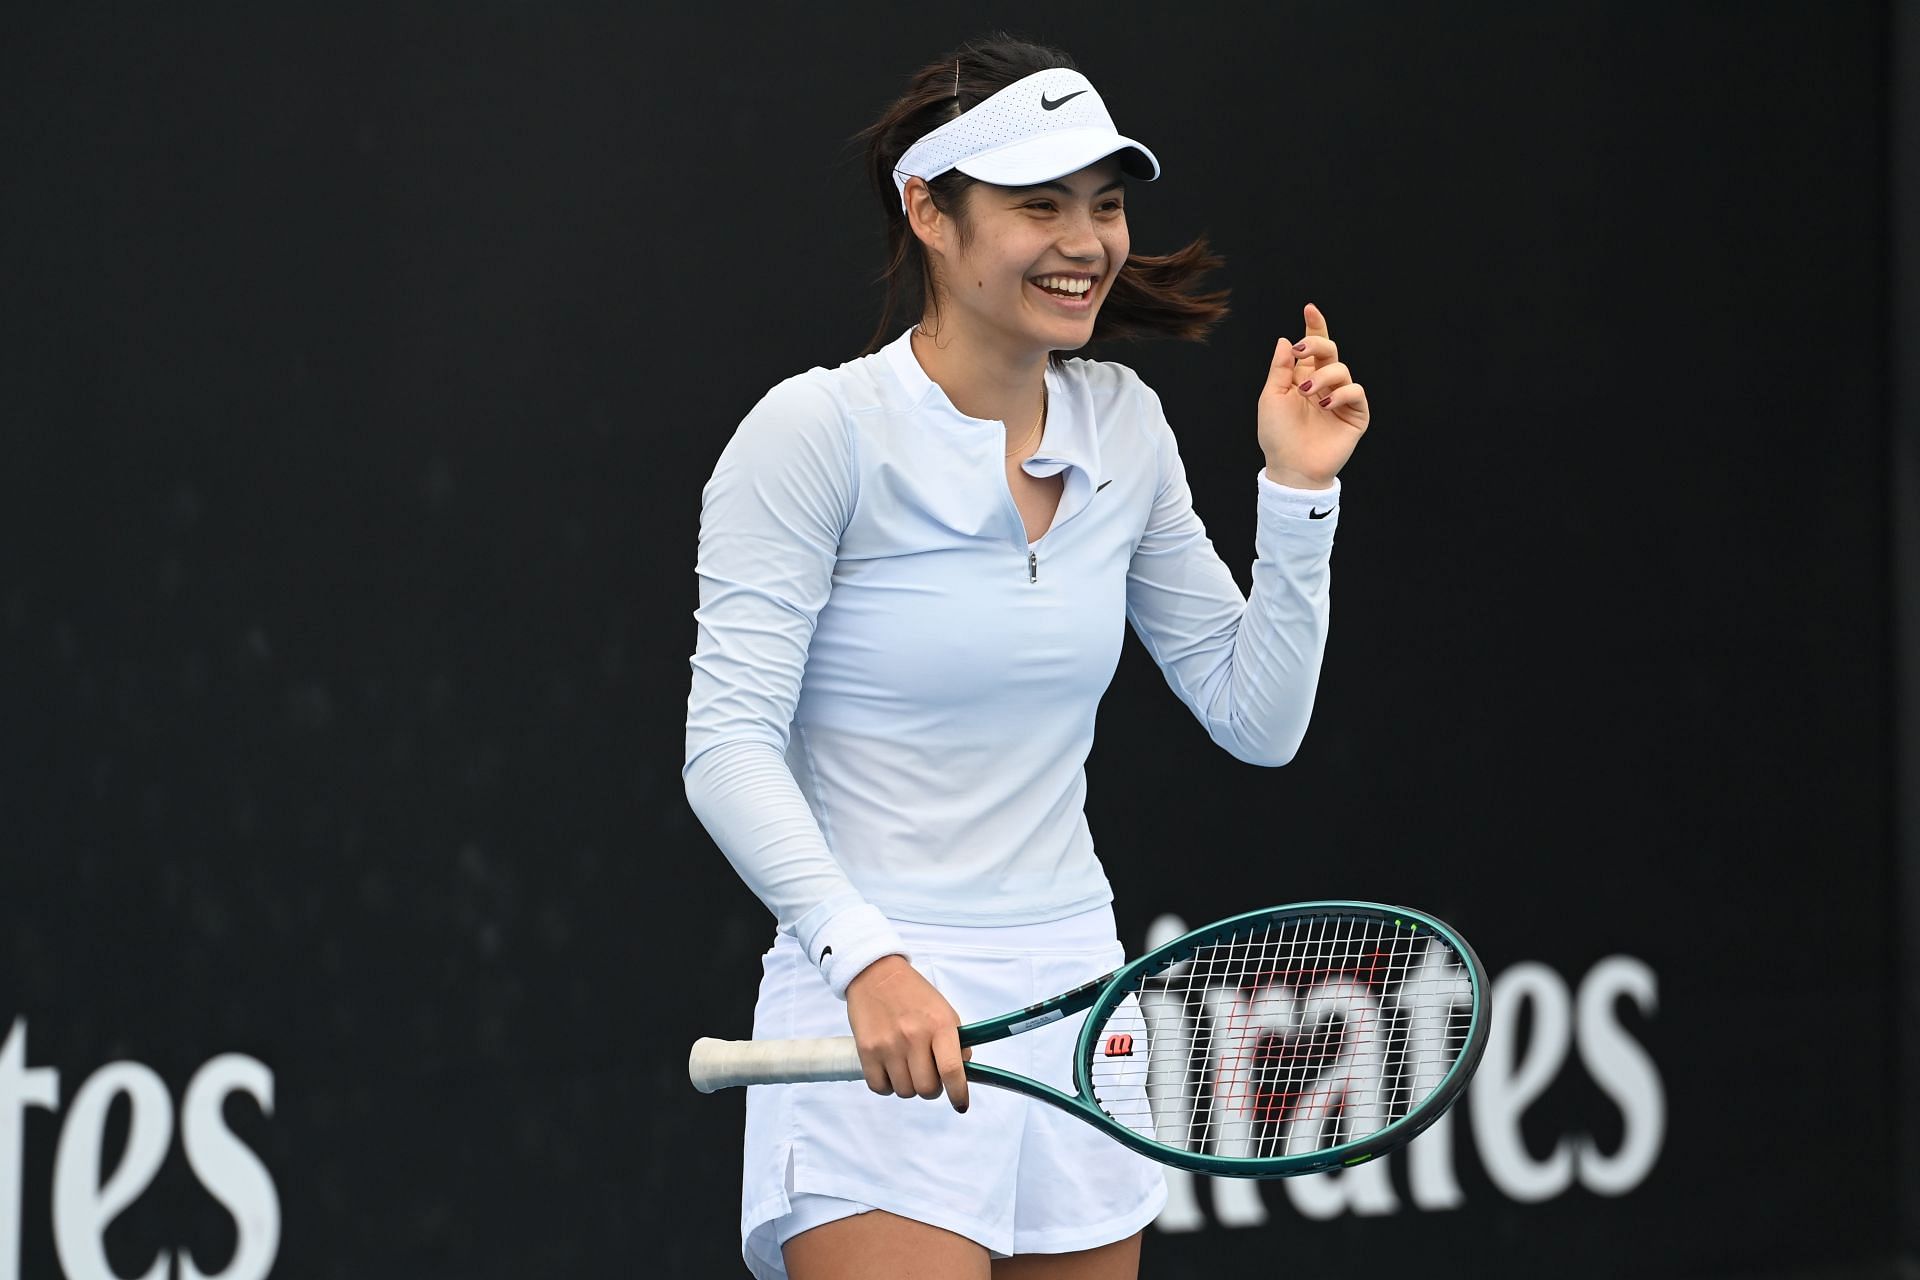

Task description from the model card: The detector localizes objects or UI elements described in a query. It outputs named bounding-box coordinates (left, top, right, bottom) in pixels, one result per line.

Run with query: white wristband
left=1257, top=468, right=1341, bottom=520
left=806, top=903, right=910, bottom=999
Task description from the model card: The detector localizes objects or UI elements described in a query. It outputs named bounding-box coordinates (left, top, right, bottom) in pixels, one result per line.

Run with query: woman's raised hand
left=845, top=955, right=972, bottom=1113
left=1258, top=302, right=1371, bottom=489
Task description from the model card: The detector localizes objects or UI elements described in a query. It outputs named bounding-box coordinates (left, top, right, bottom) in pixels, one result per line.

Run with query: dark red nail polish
left=1299, top=380, right=1314, bottom=393
left=1319, top=397, right=1332, bottom=408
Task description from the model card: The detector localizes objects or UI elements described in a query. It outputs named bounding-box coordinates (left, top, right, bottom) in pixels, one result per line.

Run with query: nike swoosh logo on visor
left=1041, top=90, right=1088, bottom=111
left=1097, top=480, right=1113, bottom=492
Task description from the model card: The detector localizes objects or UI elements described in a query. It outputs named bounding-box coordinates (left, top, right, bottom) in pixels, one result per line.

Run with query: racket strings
left=1086, top=914, right=1474, bottom=1162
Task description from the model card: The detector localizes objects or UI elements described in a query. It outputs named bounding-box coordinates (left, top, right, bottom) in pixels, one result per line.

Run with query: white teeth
left=1034, top=275, right=1092, bottom=295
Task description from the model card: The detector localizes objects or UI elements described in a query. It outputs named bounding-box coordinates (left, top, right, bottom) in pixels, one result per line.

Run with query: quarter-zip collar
left=880, top=327, right=1101, bottom=537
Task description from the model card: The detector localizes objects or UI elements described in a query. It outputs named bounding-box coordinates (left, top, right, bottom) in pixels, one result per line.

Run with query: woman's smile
left=1028, top=272, right=1099, bottom=311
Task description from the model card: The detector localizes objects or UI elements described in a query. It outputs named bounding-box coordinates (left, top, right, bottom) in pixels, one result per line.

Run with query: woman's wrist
left=1263, top=462, right=1336, bottom=490
left=846, top=953, right=910, bottom=997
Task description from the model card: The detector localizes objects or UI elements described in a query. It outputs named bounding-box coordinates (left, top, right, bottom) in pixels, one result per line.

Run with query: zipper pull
left=1028, top=550, right=1038, bottom=583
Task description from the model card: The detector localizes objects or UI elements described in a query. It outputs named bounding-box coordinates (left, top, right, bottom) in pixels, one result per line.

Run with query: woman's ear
left=903, top=178, right=945, bottom=253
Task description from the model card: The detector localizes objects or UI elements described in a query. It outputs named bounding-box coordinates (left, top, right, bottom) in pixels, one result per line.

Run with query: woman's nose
left=1056, top=213, right=1102, bottom=258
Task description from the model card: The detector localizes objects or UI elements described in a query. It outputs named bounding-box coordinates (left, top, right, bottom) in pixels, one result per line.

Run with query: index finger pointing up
left=1304, top=301, right=1330, bottom=337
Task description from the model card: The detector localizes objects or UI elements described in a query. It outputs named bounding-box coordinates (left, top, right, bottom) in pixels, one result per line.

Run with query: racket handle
left=688, top=1036, right=866, bottom=1092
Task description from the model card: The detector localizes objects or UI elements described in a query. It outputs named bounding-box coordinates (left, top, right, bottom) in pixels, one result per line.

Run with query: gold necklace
left=1005, top=388, right=1048, bottom=458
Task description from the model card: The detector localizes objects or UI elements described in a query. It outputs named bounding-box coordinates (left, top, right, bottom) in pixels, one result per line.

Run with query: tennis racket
left=689, top=900, right=1488, bottom=1178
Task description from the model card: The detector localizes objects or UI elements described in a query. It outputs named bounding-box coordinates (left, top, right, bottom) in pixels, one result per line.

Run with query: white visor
left=892, top=67, right=1160, bottom=212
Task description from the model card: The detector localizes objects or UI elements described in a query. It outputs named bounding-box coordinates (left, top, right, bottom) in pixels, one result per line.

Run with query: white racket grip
left=688, top=1036, right=866, bottom=1092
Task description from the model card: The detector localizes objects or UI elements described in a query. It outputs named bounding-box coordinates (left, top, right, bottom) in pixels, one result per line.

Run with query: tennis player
left=684, top=33, right=1370, bottom=1280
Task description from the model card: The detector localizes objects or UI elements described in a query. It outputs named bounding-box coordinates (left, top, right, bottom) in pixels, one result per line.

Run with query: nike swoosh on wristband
left=1096, top=479, right=1113, bottom=492
left=1310, top=506, right=1333, bottom=519
left=1041, top=89, right=1089, bottom=110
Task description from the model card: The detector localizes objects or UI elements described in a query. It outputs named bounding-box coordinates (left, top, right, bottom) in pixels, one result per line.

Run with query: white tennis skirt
left=739, top=903, right=1167, bottom=1279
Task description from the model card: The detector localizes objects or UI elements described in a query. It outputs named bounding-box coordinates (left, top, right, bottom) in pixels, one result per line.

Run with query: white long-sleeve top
left=684, top=327, right=1339, bottom=996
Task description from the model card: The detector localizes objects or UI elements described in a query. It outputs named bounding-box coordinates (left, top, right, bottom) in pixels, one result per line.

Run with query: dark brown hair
left=855, top=34, right=1229, bottom=357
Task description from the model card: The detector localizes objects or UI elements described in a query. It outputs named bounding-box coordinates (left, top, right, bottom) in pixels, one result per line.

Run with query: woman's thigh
left=992, top=1232, right=1141, bottom=1280
left=784, top=1210, right=992, bottom=1280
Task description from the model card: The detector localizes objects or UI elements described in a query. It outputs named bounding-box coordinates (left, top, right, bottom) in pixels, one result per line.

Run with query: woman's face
left=926, top=157, right=1130, bottom=357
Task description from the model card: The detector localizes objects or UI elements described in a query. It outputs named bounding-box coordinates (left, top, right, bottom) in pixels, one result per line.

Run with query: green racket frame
left=952, top=900, right=1490, bottom=1178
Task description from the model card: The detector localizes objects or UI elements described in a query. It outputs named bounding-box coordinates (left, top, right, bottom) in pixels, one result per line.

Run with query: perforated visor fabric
left=958, top=128, right=1156, bottom=190
left=894, top=68, right=1159, bottom=209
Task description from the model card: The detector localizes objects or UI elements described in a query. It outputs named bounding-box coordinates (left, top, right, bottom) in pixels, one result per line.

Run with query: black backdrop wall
left=1, top=4, right=1904, bottom=1278
left=1891, top=0, right=1920, bottom=1267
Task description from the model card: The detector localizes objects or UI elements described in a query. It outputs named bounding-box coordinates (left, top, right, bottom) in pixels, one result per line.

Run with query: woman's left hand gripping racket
left=690, top=901, right=1489, bottom=1178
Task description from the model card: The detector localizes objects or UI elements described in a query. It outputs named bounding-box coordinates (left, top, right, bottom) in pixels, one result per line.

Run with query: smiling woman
left=683, top=29, right=1372, bottom=1280
left=858, top=39, right=1228, bottom=362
